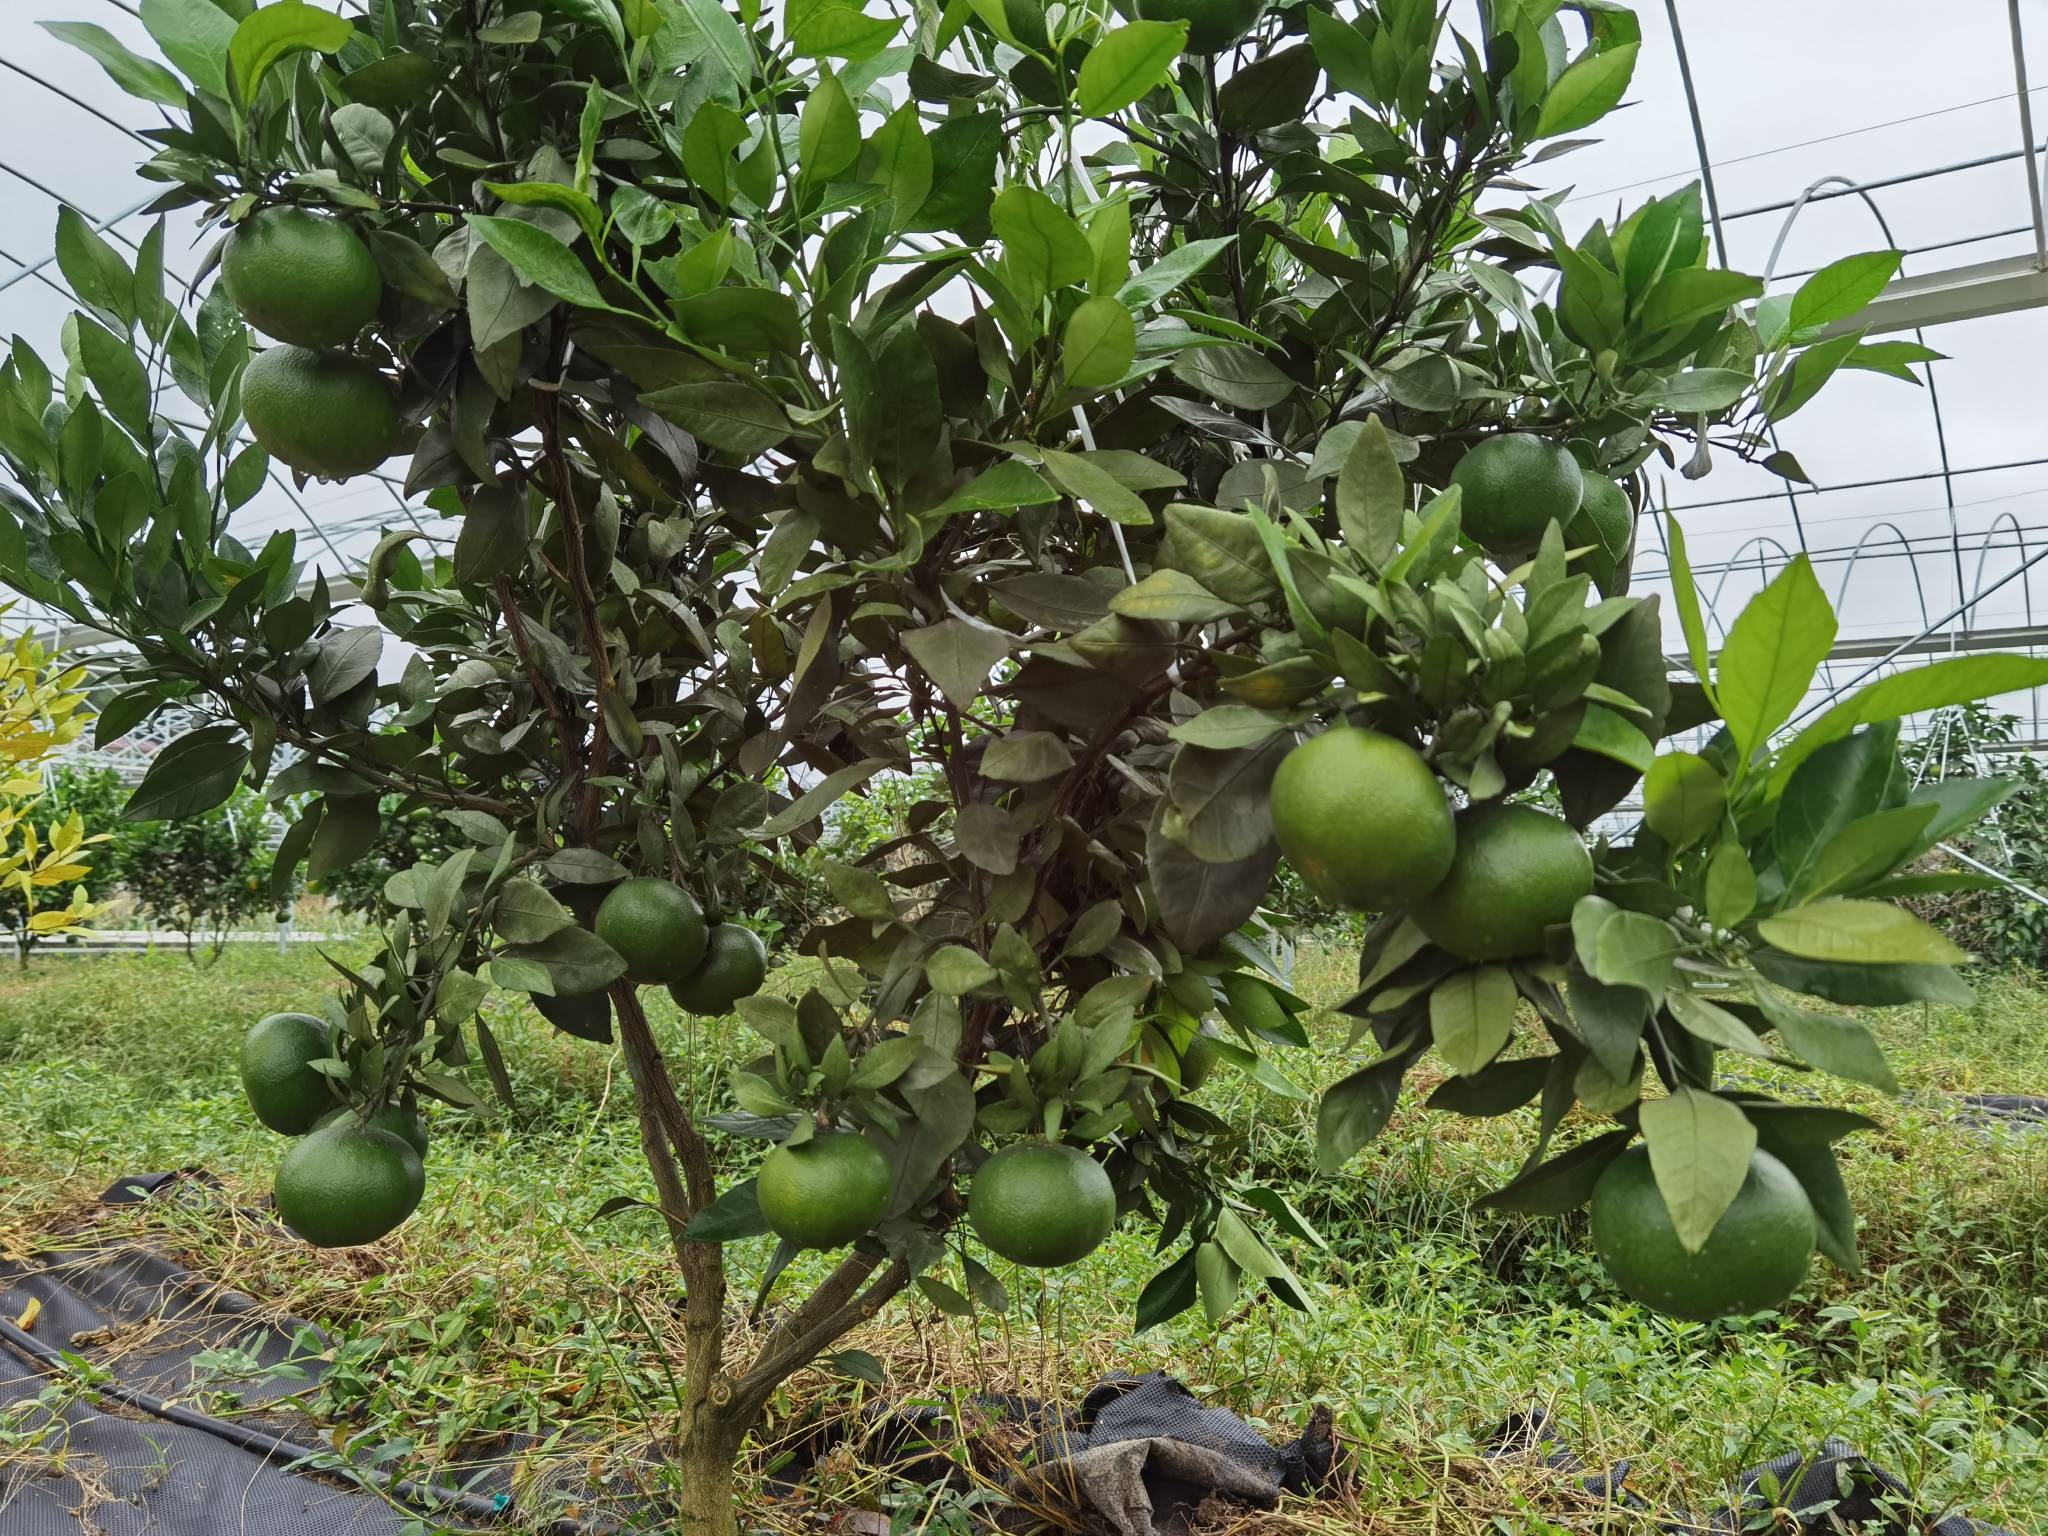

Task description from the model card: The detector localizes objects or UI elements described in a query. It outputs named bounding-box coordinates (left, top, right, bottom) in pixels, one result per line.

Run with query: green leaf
left=141, top=0, right=236, bottom=99
left=1112, top=569, right=1243, bottom=623
left=1635, top=266, right=1763, bottom=336
left=1534, top=41, right=1638, bottom=137
left=1061, top=295, right=1136, bottom=390
left=1757, top=900, right=1967, bottom=966
left=55, top=208, right=134, bottom=331
left=1654, top=367, right=1751, bottom=413
left=1117, top=237, right=1235, bottom=310
left=74, top=320, right=152, bottom=441
left=1640, top=1088, right=1756, bottom=1254
left=1754, top=990, right=1898, bottom=1093
left=499, top=925, right=629, bottom=996
left=1750, top=949, right=1973, bottom=1009
left=824, top=861, right=897, bottom=921
left=682, top=1179, right=769, bottom=1242
left=1788, top=250, right=1902, bottom=333
left=1705, top=843, right=1757, bottom=927
left=672, top=289, right=802, bottom=357
left=1041, top=447, right=1151, bottom=525
left=1171, top=343, right=1293, bottom=410
left=1801, top=803, right=1938, bottom=901
left=1570, top=705, right=1653, bottom=774
left=1775, top=654, right=2048, bottom=795
left=492, top=878, right=576, bottom=943
left=911, top=112, right=1002, bottom=235
left=1303, top=7, right=1375, bottom=98
left=758, top=758, right=889, bottom=837
left=799, top=73, right=861, bottom=183
left=927, top=945, right=997, bottom=995
left=308, top=626, right=382, bottom=704
left=1164, top=504, right=1278, bottom=606
left=640, top=381, right=794, bottom=458
left=1077, top=20, right=1186, bottom=115
left=229, top=1, right=353, bottom=104
left=1642, top=751, right=1723, bottom=851
left=1571, top=896, right=1678, bottom=1000
left=929, top=459, right=1059, bottom=519
left=670, top=0, right=751, bottom=82
left=1716, top=553, right=1835, bottom=758
left=1429, top=966, right=1516, bottom=1076
left=1165, top=706, right=1284, bottom=751
left=1315, top=1048, right=1415, bottom=1172
left=42, top=22, right=186, bottom=106
left=900, top=618, right=1010, bottom=709
left=983, top=731, right=1075, bottom=783
left=1664, top=991, right=1769, bottom=1057
left=123, top=725, right=248, bottom=821
left=993, top=187, right=1098, bottom=301
left=480, top=179, right=604, bottom=243
left=1426, top=1055, right=1552, bottom=1118
left=1335, top=414, right=1402, bottom=568
left=1475, top=1128, right=1631, bottom=1215
left=465, top=215, right=607, bottom=309
left=1218, top=44, right=1319, bottom=132
left=861, top=101, right=932, bottom=225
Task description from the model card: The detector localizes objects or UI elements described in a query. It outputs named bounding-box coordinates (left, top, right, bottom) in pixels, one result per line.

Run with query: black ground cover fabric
left=0, top=1172, right=2027, bottom=1536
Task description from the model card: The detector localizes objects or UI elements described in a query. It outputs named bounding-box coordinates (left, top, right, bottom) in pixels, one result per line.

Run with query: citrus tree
left=8, top=0, right=2036, bottom=1527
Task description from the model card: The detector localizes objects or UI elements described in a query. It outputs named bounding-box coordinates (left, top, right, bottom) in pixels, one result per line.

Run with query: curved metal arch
left=1764, top=175, right=1968, bottom=642
left=1829, top=520, right=1935, bottom=635
left=1702, top=535, right=1796, bottom=641
left=1969, top=511, right=2040, bottom=630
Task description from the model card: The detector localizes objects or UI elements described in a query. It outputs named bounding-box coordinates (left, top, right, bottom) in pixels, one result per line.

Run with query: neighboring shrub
left=120, top=786, right=278, bottom=959
left=1903, top=706, right=2048, bottom=968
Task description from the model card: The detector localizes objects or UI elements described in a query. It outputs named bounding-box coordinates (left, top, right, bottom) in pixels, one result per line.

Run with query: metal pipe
left=1722, top=140, right=2048, bottom=223
left=1661, top=0, right=1730, bottom=266
left=2007, top=0, right=2048, bottom=269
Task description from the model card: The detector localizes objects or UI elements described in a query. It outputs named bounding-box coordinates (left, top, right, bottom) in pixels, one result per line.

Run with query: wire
left=1670, top=456, right=2048, bottom=514
left=0, top=57, right=156, bottom=149
left=1562, top=87, right=2048, bottom=207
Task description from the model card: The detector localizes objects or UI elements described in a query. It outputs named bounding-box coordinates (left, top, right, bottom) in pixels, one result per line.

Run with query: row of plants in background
left=0, top=763, right=282, bottom=959
left=1, top=0, right=2025, bottom=1529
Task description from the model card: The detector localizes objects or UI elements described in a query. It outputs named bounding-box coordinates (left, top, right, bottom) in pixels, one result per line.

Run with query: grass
left=1, top=940, right=2044, bottom=1533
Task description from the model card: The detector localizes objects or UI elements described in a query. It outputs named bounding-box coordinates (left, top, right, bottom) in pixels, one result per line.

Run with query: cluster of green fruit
left=239, top=1011, right=427, bottom=1248
left=757, top=1132, right=1117, bottom=1270
left=1271, top=734, right=1817, bottom=1318
left=1450, top=432, right=1635, bottom=594
left=241, top=876, right=765, bottom=1248
left=223, top=207, right=401, bottom=480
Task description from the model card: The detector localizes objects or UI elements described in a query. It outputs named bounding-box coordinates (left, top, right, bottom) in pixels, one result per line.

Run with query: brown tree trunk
left=606, top=985, right=915, bottom=1534
left=674, top=1419, right=744, bottom=1536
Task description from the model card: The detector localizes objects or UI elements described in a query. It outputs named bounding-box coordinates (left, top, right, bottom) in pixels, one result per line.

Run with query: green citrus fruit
left=1449, top=434, right=1585, bottom=555
left=1269, top=728, right=1455, bottom=911
left=594, top=877, right=707, bottom=985
left=273, top=1123, right=424, bottom=1248
left=1178, top=1032, right=1219, bottom=1092
left=969, top=1143, right=1117, bottom=1268
left=240, top=1012, right=334, bottom=1135
left=668, top=923, right=768, bottom=1015
left=1137, top=0, right=1265, bottom=53
left=1567, top=475, right=1633, bottom=594
left=756, top=1133, right=892, bottom=1249
left=317, top=1100, right=429, bottom=1160
left=1411, top=803, right=1591, bottom=961
left=241, top=346, right=400, bottom=480
left=1590, top=1146, right=1816, bottom=1320
left=222, top=206, right=383, bottom=349
left=535, top=988, right=614, bottom=1043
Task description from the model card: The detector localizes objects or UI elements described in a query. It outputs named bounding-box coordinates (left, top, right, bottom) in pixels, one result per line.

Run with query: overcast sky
left=4, top=0, right=2047, bottom=731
